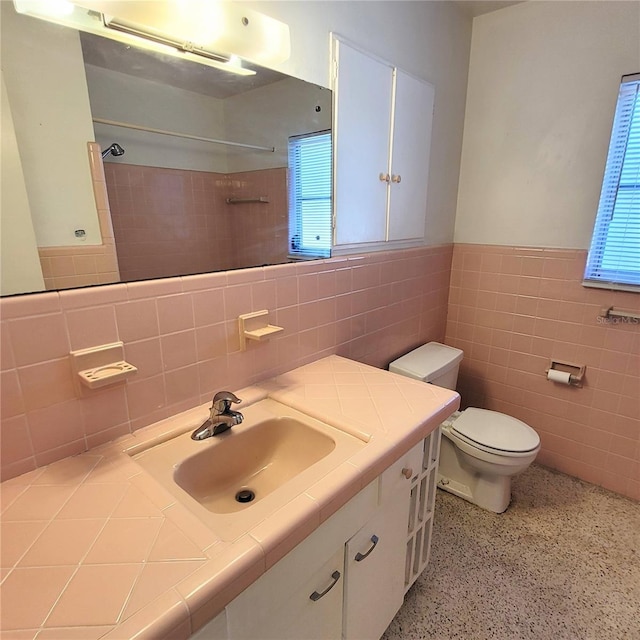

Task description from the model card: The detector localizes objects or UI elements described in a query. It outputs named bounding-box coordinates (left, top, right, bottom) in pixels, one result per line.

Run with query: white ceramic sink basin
left=129, top=399, right=365, bottom=541
left=175, top=415, right=336, bottom=514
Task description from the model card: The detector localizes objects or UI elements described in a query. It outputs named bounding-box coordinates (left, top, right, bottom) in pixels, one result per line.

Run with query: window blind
left=288, top=130, right=332, bottom=259
left=584, top=73, right=640, bottom=292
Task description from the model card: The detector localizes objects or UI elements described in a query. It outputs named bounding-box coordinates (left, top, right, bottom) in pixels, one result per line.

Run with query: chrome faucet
left=191, top=391, right=243, bottom=440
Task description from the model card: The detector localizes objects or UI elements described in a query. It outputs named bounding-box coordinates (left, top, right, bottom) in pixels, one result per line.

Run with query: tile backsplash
left=0, top=245, right=452, bottom=481
left=445, top=244, right=639, bottom=500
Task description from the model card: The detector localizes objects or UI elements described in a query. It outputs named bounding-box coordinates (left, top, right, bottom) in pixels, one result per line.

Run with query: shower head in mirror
left=101, top=143, right=125, bottom=159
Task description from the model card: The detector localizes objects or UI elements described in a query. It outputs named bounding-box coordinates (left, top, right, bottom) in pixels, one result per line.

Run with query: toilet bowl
left=439, top=408, right=540, bottom=512
left=389, top=342, right=540, bottom=513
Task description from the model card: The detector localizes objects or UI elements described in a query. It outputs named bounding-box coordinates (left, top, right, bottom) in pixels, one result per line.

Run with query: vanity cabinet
left=224, top=481, right=378, bottom=640
left=193, top=430, right=441, bottom=640
left=342, top=489, right=410, bottom=639
left=332, top=36, right=435, bottom=249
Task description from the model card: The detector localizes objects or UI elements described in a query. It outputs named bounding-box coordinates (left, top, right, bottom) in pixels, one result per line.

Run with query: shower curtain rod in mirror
left=93, top=117, right=276, bottom=152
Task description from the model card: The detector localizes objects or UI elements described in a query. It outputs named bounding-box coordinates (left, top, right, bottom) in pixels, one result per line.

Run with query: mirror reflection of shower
left=101, top=143, right=125, bottom=159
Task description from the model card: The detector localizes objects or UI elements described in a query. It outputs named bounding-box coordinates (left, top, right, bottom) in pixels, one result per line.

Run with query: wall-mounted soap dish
left=70, top=342, right=137, bottom=392
left=78, top=361, right=138, bottom=389
left=238, top=310, right=283, bottom=350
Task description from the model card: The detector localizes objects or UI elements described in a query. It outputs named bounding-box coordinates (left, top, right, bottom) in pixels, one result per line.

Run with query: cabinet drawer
left=379, top=441, right=423, bottom=504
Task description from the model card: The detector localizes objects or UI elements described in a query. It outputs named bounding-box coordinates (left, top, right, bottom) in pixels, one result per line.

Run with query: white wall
left=87, top=65, right=230, bottom=173
left=0, top=74, right=45, bottom=296
left=1, top=4, right=102, bottom=247
left=87, top=69, right=331, bottom=174
left=241, top=1, right=473, bottom=245
left=224, top=77, right=332, bottom=172
left=454, top=0, right=640, bottom=249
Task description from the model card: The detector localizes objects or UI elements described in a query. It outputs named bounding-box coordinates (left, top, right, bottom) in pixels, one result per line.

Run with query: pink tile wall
left=223, top=168, right=289, bottom=269
left=38, top=245, right=120, bottom=291
left=445, top=244, right=640, bottom=501
left=105, top=164, right=288, bottom=282
left=0, top=245, right=452, bottom=482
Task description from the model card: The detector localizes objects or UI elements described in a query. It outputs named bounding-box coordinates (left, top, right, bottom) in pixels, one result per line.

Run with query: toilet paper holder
left=545, top=360, right=586, bottom=387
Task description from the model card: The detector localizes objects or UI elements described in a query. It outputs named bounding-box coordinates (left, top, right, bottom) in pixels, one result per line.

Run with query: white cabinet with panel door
left=387, top=70, right=435, bottom=241
left=332, top=36, right=435, bottom=249
left=226, top=547, right=345, bottom=640
left=332, top=38, right=393, bottom=245
left=223, top=482, right=378, bottom=640
left=342, top=492, right=410, bottom=639
left=342, top=439, right=433, bottom=639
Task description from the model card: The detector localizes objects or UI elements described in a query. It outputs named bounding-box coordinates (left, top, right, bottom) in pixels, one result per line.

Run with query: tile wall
left=223, top=168, right=290, bottom=270
left=0, top=245, right=452, bottom=482
left=445, top=244, right=639, bottom=500
left=105, top=164, right=289, bottom=282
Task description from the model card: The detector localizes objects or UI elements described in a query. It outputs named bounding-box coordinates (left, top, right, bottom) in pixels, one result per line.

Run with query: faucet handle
left=212, top=391, right=241, bottom=414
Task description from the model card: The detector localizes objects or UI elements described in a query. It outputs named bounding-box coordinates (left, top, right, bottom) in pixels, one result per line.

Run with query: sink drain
left=235, top=489, right=256, bottom=503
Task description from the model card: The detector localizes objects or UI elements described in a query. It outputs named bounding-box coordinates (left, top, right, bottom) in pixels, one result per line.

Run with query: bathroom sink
left=129, top=399, right=365, bottom=541
left=174, top=415, right=336, bottom=514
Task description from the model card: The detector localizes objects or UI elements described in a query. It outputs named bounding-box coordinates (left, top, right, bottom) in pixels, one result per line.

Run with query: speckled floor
left=382, top=464, right=640, bottom=640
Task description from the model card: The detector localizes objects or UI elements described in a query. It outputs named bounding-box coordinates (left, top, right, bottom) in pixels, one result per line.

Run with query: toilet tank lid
left=389, top=342, right=463, bottom=382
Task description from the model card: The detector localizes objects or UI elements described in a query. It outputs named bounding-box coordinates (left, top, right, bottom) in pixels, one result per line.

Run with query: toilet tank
left=389, top=342, right=464, bottom=390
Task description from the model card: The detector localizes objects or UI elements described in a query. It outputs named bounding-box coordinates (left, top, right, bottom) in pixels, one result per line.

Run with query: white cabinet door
left=225, top=482, right=377, bottom=640
left=333, top=39, right=394, bottom=245
left=388, top=70, right=435, bottom=241
left=332, top=38, right=435, bottom=249
left=190, top=609, right=228, bottom=639
left=343, top=494, right=410, bottom=640
left=227, top=546, right=345, bottom=640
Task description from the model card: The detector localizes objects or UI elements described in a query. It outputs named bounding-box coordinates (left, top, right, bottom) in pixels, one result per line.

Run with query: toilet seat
left=449, top=408, right=540, bottom=456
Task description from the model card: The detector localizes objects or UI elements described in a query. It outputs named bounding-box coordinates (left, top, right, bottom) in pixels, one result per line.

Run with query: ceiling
left=454, top=1, right=524, bottom=17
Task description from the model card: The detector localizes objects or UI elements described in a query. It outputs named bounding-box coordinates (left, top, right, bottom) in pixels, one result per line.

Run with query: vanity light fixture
left=13, top=0, right=290, bottom=75
left=16, top=0, right=75, bottom=18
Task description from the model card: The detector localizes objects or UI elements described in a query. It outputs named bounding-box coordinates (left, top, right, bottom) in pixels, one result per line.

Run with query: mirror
left=0, top=3, right=332, bottom=296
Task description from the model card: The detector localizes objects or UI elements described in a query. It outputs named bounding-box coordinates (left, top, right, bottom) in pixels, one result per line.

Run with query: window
left=288, top=130, right=332, bottom=259
left=584, top=73, right=640, bottom=292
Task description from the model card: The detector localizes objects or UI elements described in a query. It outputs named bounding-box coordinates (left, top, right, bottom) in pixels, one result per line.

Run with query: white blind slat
left=288, top=131, right=332, bottom=258
left=584, top=76, right=640, bottom=289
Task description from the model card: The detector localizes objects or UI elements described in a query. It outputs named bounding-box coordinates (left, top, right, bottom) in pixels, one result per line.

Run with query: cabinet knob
left=391, top=174, right=402, bottom=183
left=402, top=467, right=413, bottom=480
left=379, top=173, right=390, bottom=183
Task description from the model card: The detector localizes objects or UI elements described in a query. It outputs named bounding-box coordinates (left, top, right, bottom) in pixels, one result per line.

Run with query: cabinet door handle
left=309, top=570, right=341, bottom=601
left=391, top=174, right=402, bottom=183
left=402, top=467, right=413, bottom=479
left=379, top=173, right=390, bottom=183
left=354, top=534, right=379, bottom=562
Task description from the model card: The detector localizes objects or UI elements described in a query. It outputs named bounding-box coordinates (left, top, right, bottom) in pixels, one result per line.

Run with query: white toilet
left=389, top=342, right=540, bottom=513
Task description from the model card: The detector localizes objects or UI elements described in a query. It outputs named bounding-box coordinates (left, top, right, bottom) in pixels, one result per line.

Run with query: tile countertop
left=0, top=355, right=459, bottom=640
